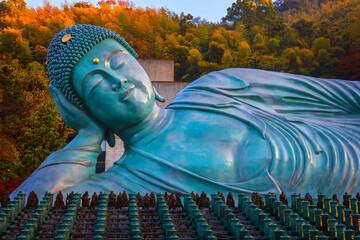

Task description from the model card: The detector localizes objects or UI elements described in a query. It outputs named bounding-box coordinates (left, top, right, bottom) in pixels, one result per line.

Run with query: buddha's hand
left=49, top=85, right=105, bottom=144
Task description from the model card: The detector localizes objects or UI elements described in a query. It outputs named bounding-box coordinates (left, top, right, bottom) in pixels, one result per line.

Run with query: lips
left=120, top=86, right=135, bottom=101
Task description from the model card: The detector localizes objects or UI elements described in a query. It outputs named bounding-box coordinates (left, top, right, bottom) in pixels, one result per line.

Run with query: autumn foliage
left=0, top=0, right=359, bottom=193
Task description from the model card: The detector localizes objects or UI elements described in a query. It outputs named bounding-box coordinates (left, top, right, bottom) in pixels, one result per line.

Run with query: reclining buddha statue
left=11, top=24, right=360, bottom=198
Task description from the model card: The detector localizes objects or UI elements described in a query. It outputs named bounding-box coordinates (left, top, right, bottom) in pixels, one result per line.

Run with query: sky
left=24, top=0, right=239, bottom=23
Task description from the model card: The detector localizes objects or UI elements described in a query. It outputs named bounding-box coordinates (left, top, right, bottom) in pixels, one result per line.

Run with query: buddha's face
left=71, top=39, right=155, bottom=131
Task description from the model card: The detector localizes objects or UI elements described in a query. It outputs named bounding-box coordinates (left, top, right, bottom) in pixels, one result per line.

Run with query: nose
left=111, top=76, right=128, bottom=91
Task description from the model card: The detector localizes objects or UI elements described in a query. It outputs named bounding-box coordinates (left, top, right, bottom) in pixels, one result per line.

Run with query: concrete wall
left=105, top=135, right=125, bottom=170
left=152, top=82, right=189, bottom=108
left=138, top=59, right=174, bottom=82
left=105, top=81, right=189, bottom=170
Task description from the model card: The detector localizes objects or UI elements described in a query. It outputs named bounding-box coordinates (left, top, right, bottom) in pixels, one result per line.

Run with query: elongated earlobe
left=153, top=86, right=165, bottom=102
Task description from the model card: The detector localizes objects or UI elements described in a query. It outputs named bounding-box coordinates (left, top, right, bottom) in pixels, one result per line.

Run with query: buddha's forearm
left=64, top=130, right=104, bottom=149
left=10, top=144, right=102, bottom=197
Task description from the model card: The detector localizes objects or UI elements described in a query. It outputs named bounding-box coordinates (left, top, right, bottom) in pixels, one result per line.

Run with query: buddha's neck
left=116, top=106, right=172, bottom=146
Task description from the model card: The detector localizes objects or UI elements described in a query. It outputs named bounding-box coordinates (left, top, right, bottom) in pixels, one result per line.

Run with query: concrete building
left=97, top=59, right=189, bottom=171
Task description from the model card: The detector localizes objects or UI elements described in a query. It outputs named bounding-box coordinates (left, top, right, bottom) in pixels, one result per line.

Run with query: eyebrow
left=81, top=70, right=103, bottom=96
left=105, top=50, right=130, bottom=69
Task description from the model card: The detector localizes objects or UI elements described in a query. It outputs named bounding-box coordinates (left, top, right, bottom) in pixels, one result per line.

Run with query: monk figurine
left=54, top=191, right=65, bottom=209
left=10, top=24, right=360, bottom=199
left=90, top=192, right=99, bottom=209
left=81, top=191, right=90, bottom=207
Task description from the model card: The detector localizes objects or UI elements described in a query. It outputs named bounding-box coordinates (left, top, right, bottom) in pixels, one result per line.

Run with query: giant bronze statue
left=11, top=25, right=360, bottom=198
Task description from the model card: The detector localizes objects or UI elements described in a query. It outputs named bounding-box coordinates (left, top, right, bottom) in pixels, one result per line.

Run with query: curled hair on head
left=47, top=24, right=138, bottom=110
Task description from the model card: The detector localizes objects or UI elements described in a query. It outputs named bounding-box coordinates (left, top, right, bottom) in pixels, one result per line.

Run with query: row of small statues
left=190, top=191, right=235, bottom=209
left=164, top=192, right=183, bottom=209
left=278, top=192, right=360, bottom=208
left=192, top=191, right=211, bottom=208
left=4, top=190, right=360, bottom=209
left=252, top=192, right=266, bottom=209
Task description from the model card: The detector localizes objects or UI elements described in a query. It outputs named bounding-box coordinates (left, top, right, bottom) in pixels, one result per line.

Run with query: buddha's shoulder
left=189, top=68, right=353, bottom=88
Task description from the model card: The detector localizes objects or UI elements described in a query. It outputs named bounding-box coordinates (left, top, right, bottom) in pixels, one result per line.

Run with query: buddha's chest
left=142, top=110, right=272, bottom=182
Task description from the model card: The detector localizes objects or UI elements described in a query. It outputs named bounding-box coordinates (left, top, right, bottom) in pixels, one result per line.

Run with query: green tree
left=316, top=49, right=338, bottom=78
left=258, top=55, right=285, bottom=71
left=221, top=50, right=234, bottom=68
left=311, top=37, right=331, bottom=56
left=222, top=0, right=276, bottom=27
left=282, top=47, right=303, bottom=73
left=292, top=19, right=315, bottom=44
left=237, top=41, right=252, bottom=59
left=0, top=27, right=33, bottom=64
left=0, top=61, right=70, bottom=180
left=187, top=48, right=203, bottom=78
left=265, top=17, right=288, bottom=38
left=267, top=38, right=280, bottom=54
left=207, top=41, right=226, bottom=64
left=252, top=33, right=266, bottom=52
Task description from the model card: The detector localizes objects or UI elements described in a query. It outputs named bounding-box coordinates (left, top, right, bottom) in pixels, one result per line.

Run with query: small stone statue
left=90, top=192, right=99, bottom=208
left=218, top=192, right=225, bottom=202
left=121, top=191, right=128, bottom=207
left=164, top=192, right=169, bottom=203
left=251, top=192, right=265, bottom=209
left=251, top=192, right=258, bottom=202
left=116, top=193, right=122, bottom=209
left=195, top=193, right=200, bottom=205
left=175, top=192, right=183, bottom=209
left=81, top=191, right=90, bottom=207
left=168, top=193, right=176, bottom=209
left=252, top=192, right=265, bottom=209
left=226, top=192, right=235, bottom=208
left=54, top=191, right=65, bottom=209
left=202, top=197, right=211, bottom=208
left=136, top=192, right=143, bottom=207
left=142, top=193, right=150, bottom=209
left=191, top=192, right=195, bottom=201
left=108, top=191, right=116, bottom=208
left=305, top=193, right=314, bottom=205
left=198, top=191, right=210, bottom=209
left=149, top=192, right=156, bottom=208
left=66, top=191, right=74, bottom=206
left=26, top=191, right=38, bottom=208
left=332, top=194, right=339, bottom=203
left=280, top=192, right=288, bottom=206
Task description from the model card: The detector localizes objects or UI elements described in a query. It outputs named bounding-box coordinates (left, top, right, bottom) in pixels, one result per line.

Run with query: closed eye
left=113, top=58, right=129, bottom=70
left=89, top=78, right=103, bottom=95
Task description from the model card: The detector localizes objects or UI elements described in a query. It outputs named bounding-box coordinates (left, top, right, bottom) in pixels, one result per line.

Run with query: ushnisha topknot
left=47, top=24, right=138, bottom=110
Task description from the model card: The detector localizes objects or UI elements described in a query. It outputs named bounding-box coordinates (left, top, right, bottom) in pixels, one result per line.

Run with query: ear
left=105, top=129, right=115, bottom=147
left=153, top=86, right=165, bottom=102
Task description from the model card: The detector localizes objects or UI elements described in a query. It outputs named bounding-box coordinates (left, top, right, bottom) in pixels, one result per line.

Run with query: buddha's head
left=47, top=24, right=164, bottom=131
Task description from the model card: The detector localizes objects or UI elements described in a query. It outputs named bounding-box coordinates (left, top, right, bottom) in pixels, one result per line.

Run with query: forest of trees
left=0, top=0, right=359, bottom=190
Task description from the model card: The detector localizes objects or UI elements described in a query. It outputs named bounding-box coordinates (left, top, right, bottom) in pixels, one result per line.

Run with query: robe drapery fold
left=167, top=69, right=360, bottom=195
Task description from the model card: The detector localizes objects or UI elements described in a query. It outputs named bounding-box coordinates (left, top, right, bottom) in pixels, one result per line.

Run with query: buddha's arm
left=11, top=87, right=106, bottom=198
left=10, top=132, right=102, bottom=198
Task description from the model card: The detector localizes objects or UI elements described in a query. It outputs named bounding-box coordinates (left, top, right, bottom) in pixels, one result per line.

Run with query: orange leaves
left=132, top=38, right=152, bottom=59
